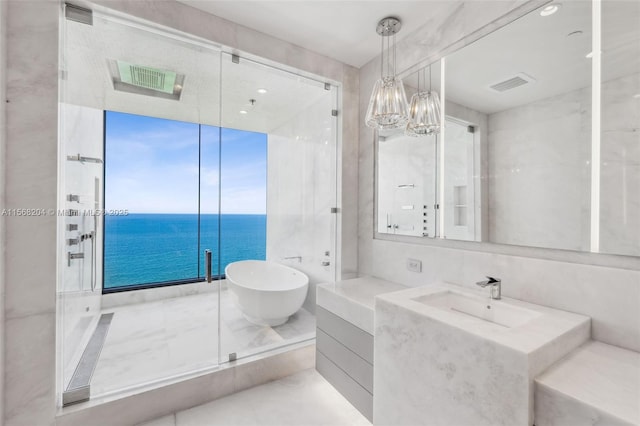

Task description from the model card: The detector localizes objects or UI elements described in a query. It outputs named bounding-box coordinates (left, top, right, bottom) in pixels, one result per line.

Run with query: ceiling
left=176, top=1, right=442, bottom=68
left=64, top=14, right=330, bottom=133
left=65, top=0, right=639, bottom=128
left=442, top=0, right=640, bottom=114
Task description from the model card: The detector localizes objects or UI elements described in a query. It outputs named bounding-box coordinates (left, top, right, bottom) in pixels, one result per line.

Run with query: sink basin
left=413, top=290, right=541, bottom=328
left=374, top=282, right=591, bottom=426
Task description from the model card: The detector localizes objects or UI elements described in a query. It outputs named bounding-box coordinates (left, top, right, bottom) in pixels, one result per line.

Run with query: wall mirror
left=375, top=0, right=640, bottom=257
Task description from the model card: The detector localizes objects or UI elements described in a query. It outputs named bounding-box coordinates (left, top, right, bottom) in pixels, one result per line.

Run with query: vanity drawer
left=317, top=329, right=373, bottom=393
left=316, top=351, right=373, bottom=422
left=316, top=306, right=373, bottom=364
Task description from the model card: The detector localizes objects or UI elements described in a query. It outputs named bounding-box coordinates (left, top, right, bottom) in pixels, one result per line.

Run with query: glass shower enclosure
left=57, top=2, right=338, bottom=405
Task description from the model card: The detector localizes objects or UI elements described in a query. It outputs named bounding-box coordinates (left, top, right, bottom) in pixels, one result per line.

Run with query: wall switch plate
left=407, top=258, right=422, bottom=273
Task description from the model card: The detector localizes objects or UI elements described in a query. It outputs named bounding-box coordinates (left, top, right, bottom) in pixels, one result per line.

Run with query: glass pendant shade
left=405, top=90, right=442, bottom=136
left=365, top=76, right=409, bottom=130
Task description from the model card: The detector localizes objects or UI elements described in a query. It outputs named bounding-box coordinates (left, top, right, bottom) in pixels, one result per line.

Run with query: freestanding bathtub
left=225, top=260, right=309, bottom=326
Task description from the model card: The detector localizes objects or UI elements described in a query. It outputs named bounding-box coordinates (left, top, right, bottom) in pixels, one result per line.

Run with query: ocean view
left=104, top=213, right=266, bottom=289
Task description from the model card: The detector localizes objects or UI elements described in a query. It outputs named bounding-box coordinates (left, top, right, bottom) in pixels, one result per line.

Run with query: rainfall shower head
left=108, top=60, right=185, bottom=101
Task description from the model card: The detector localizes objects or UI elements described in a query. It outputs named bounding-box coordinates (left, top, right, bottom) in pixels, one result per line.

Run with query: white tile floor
left=91, top=289, right=316, bottom=395
left=137, top=369, right=371, bottom=426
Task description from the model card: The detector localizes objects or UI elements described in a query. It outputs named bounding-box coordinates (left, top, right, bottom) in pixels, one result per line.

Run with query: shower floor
left=90, top=288, right=316, bottom=396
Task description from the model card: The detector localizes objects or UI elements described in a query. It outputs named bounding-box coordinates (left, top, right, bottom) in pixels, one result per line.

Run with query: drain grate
left=63, top=313, right=114, bottom=406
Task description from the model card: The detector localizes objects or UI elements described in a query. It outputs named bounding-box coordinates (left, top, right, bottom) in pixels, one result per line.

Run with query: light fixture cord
left=380, top=31, right=384, bottom=78
left=393, top=32, right=396, bottom=77
left=429, top=64, right=432, bottom=92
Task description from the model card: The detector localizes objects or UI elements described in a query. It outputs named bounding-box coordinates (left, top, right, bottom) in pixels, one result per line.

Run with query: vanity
left=316, top=278, right=640, bottom=425
left=315, top=277, right=408, bottom=421
left=373, top=283, right=590, bottom=426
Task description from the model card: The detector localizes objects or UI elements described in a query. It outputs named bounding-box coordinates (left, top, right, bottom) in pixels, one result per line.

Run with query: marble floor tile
left=174, top=369, right=371, bottom=426
left=138, top=414, right=177, bottom=426
left=90, top=289, right=315, bottom=396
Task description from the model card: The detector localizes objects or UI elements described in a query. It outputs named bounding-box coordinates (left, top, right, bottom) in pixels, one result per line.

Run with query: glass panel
left=219, top=53, right=337, bottom=362
left=220, top=127, right=268, bottom=272
left=58, top=8, right=221, bottom=400
left=103, top=112, right=200, bottom=289
left=599, top=0, right=640, bottom=256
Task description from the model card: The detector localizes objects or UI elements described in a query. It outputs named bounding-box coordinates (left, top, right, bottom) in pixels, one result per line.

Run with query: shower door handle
left=205, top=250, right=212, bottom=283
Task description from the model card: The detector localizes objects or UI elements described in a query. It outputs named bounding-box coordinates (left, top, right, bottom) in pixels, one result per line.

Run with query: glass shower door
left=59, top=6, right=222, bottom=402
left=218, top=52, right=338, bottom=362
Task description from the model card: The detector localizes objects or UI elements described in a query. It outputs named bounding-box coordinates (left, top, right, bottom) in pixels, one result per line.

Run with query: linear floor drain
left=63, top=313, right=113, bottom=406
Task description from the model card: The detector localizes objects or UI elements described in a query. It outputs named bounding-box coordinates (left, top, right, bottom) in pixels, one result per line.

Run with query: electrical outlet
left=407, top=258, right=422, bottom=273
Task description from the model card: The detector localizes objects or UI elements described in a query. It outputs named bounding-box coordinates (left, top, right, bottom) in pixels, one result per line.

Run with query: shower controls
left=67, top=252, right=84, bottom=266
left=321, top=261, right=330, bottom=267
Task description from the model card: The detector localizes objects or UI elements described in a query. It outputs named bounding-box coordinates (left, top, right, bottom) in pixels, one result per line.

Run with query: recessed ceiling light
left=239, top=110, right=248, bottom=114
left=633, top=93, right=640, bottom=99
left=540, top=3, right=561, bottom=16
left=257, top=88, right=268, bottom=94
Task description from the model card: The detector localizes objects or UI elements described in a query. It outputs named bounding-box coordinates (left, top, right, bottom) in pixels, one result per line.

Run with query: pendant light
left=405, top=64, right=442, bottom=136
left=365, top=17, right=409, bottom=130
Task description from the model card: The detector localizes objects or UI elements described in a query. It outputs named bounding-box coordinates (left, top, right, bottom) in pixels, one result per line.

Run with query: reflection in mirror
left=599, top=1, right=640, bottom=256
left=376, top=1, right=639, bottom=258
left=444, top=1, right=594, bottom=251
left=377, top=61, right=441, bottom=237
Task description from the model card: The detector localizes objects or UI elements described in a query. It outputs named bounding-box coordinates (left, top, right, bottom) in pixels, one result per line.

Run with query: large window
left=103, top=111, right=267, bottom=291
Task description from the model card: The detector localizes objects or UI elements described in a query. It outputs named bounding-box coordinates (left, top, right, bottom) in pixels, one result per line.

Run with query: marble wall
left=359, top=0, right=640, bottom=356
left=267, top=96, right=338, bottom=312
left=0, top=0, right=6, bottom=421
left=486, top=72, right=640, bottom=255
left=4, top=1, right=59, bottom=424
left=600, top=72, right=640, bottom=257
left=487, top=85, right=591, bottom=251
left=3, top=0, right=359, bottom=424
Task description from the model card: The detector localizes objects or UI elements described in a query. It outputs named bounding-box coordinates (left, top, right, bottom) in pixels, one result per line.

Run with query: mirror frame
left=373, top=0, right=640, bottom=271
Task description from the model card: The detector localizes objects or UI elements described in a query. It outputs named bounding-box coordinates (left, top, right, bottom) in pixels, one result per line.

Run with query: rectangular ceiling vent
left=489, top=73, right=536, bottom=92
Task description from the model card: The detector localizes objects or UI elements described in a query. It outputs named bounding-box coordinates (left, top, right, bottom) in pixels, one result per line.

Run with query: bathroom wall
left=359, top=0, right=640, bottom=354
left=2, top=1, right=359, bottom=424
left=267, top=96, right=337, bottom=312
left=0, top=0, right=7, bottom=421
left=487, top=84, right=591, bottom=251
left=486, top=71, right=639, bottom=255
left=4, top=1, right=59, bottom=425
left=599, top=72, right=640, bottom=257
left=58, top=104, right=104, bottom=389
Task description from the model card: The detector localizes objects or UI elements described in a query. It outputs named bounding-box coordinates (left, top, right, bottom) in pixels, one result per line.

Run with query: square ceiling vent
left=109, top=60, right=184, bottom=100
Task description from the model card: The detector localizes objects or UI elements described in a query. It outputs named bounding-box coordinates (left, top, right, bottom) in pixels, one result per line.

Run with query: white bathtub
left=225, top=260, right=309, bottom=326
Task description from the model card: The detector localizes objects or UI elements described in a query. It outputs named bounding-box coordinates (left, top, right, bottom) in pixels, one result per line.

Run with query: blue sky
left=105, top=111, right=267, bottom=214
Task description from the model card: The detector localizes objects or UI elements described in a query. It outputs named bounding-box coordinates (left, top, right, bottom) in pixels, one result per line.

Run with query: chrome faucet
left=476, top=276, right=501, bottom=300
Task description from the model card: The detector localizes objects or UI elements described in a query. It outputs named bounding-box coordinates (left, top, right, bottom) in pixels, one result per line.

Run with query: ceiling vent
left=489, top=73, right=536, bottom=92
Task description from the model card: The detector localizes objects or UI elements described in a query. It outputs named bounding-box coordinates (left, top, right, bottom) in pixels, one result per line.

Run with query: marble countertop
left=316, top=276, right=408, bottom=334
left=376, top=282, right=591, bottom=354
left=536, top=340, right=640, bottom=424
